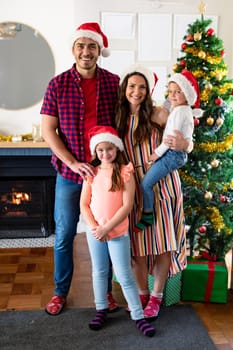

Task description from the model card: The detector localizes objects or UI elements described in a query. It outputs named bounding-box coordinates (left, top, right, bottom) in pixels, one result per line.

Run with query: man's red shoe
left=45, top=295, right=66, bottom=316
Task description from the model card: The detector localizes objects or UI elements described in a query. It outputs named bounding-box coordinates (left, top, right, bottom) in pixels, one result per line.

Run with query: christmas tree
left=172, top=2, right=233, bottom=260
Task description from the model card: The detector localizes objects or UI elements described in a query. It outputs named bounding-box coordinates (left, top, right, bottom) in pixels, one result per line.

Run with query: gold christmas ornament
left=216, top=72, right=223, bottom=81
left=194, top=32, right=202, bottom=41
left=204, top=191, right=213, bottom=200
left=205, top=82, right=212, bottom=90
left=198, top=50, right=206, bottom=59
left=211, top=159, right=220, bottom=168
left=216, top=117, right=224, bottom=126
left=206, top=116, right=214, bottom=125
left=172, top=63, right=179, bottom=72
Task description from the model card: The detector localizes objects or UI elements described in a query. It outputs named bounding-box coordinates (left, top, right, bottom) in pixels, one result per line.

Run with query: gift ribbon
left=188, top=260, right=216, bottom=302
left=204, top=261, right=215, bottom=302
left=201, top=250, right=217, bottom=262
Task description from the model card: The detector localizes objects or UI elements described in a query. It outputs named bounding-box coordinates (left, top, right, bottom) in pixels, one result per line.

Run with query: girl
left=80, top=125, right=155, bottom=337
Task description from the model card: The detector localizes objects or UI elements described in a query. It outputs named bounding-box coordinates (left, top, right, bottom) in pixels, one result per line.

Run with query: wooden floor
left=0, top=233, right=233, bottom=349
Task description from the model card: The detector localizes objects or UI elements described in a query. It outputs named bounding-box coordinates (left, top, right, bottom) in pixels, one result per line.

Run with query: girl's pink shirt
left=87, top=162, right=134, bottom=239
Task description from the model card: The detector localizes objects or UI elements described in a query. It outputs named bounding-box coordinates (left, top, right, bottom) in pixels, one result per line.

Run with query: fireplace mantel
left=0, top=141, right=52, bottom=156
left=0, top=141, right=49, bottom=148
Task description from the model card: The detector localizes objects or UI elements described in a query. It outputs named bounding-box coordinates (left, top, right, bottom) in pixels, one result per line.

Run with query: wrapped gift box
left=181, top=258, right=228, bottom=303
left=148, top=272, right=182, bottom=306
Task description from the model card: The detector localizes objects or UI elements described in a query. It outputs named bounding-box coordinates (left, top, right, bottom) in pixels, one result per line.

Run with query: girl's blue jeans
left=141, top=150, right=187, bottom=211
left=86, top=229, right=144, bottom=320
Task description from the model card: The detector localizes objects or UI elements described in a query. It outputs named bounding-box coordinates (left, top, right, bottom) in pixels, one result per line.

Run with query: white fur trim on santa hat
left=71, top=29, right=104, bottom=48
left=168, top=73, right=197, bottom=106
left=90, top=132, right=124, bottom=155
left=120, top=64, right=157, bottom=94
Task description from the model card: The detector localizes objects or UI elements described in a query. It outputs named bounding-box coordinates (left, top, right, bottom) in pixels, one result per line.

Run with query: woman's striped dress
left=124, top=114, right=187, bottom=276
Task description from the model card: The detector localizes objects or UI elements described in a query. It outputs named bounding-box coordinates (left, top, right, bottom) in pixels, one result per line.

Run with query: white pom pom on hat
left=101, top=47, right=111, bottom=57
left=120, top=64, right=158, bottom=94
left=168, top=69, right=200, bottom=108
left=89, top=125, right=124, bottom=155
left=71, top=22, right=110, bottom=57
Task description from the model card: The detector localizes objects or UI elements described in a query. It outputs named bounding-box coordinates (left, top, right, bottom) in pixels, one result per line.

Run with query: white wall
left=1, top=0, right=233, bottom=135
left=74, top=0, right=233, bottom=75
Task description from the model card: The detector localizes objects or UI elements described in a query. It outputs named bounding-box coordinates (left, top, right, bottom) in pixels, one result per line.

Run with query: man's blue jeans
left=141, top=150, right=187, bottom=211
left=86, top=229, right=144, bottom=320
left=54, top=173, right=82, bottom=296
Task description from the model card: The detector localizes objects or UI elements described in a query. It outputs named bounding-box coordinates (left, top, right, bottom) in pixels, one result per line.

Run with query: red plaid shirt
left=40, top=64, right=119, bottom=184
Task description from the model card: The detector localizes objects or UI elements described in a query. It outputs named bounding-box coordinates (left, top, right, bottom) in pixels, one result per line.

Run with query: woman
left=115, top=64, right=192, bottom=320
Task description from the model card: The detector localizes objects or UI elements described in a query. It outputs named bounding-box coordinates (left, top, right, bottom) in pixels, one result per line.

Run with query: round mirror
left=0, top=22, right=55, bottom=110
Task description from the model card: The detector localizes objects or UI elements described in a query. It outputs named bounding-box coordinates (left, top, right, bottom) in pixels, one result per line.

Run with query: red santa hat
left=89, top=125, right=124, bottom=155
left=120, top=64, right=158, bottom=94
left=71, top=22, right=110, bottom=57
left=168, top=69, right=200, bottom=108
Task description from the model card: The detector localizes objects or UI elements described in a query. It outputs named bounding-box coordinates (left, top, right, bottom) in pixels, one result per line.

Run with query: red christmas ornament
left=220, top=50, right=225, bottom=58
left=220, top=194, right=226, bottom=202
left=194, top=117, right=200, bottom=126
left=206, top=28, right=215, bottom=36
left=186, top=34, right=193, bottom=41
left=215, top=97, right=223, bottom=106
left=181, top=43, right=187, bottom=50
left=198, top=225, right=207, bottom=233
left=231, top=89, right=233, bottom=96
left=179, top=59, right=186, bottom=67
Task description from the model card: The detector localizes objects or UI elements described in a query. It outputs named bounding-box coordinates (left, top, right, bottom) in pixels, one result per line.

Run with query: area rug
left=0, top=305, right=216, bottom=350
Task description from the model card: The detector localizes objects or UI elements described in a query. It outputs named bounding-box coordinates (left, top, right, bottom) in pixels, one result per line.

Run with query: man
left=41, top=22, right=119, bottom=315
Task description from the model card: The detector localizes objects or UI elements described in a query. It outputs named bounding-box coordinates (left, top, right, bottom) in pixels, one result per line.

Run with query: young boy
left=135, top=69, right=200, bottom=232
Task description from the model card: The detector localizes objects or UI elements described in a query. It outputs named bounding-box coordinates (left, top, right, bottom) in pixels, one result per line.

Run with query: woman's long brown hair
left=115, top=72, right=163, bottom=144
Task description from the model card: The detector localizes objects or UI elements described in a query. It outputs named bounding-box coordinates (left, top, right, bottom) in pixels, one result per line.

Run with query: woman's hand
left=164, top=130, right=193, bottom=153
left=149, top=153, right=159, bottom=162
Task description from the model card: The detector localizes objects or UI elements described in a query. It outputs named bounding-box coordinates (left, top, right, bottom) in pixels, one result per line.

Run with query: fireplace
left=0, top=151, right=56, bottom=239
left=0, top=177, right=55, bottom=238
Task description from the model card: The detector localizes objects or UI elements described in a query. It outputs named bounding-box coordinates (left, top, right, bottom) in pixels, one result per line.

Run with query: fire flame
left=11, top=191, right=30, bottom=205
